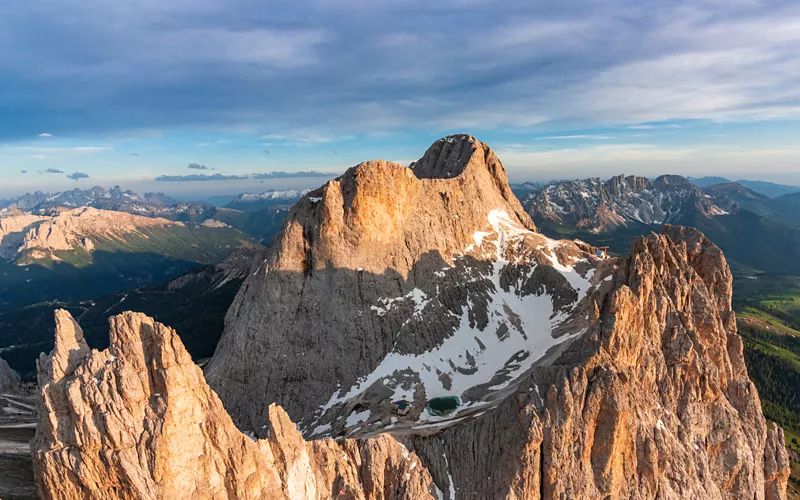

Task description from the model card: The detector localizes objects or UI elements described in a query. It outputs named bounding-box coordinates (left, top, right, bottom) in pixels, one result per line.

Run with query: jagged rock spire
left=31, top=310, right=436, bottom=499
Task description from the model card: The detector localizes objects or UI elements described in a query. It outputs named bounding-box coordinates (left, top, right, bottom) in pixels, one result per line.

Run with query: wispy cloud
left=251, top=170, right=334, bottom=179
left=66, top=172, right=89, bottom=180
left=627, top=124, right=682, bottom=130
left=535, top=135, right=613, bottom=140
left=44, top=168, right=64, bottom=174
left=155, top=173, right=247, bottom=182
left=188, top=163, right=209, bottom=170
left=38, top=132, right=53, bottom=138
left=12, top=146, right=110, bottom=153
left=502, top=143, right=699, bottom=169
left=71, top=146, right=111, bottom=153
left=261, top=132, right=334, bottom=147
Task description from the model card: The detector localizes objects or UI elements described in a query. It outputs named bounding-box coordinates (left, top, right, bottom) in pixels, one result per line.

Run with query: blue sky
left=2, top=0, right=800, bottom=198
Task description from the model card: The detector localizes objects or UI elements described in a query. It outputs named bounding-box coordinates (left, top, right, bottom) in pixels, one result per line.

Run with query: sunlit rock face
left=0, top=206, right=182, bottom=261
left=31, top=310, right=437, bottom=500
left=205, top=134, right=587, bottom=435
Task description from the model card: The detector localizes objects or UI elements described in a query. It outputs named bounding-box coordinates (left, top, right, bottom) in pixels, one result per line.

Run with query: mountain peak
left=525, top=173, right=725, bottom=232
left=262, top=136, right=534, bottom=277
left=411, top=134, right=480, bottom=179
left=411, top=135, right=524, bottom=217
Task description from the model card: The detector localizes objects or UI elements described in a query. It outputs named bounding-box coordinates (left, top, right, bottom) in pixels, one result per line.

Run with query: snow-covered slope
left=226, top=189, right=311, bottom=211
left=305, top=208, right=612, bottom=438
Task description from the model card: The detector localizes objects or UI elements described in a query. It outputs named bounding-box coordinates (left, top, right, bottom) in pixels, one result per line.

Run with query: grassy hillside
left=0, top=223, right=257, bottom=309
left=210, top=207, right=288, bottom=245
left=733, top=274, right=800, bottom=493
left=0, top=253, right=252, bottom=380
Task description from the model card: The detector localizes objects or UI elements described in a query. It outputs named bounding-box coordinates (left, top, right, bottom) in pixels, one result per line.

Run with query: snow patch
left=345, top=409, right=370, bottom=427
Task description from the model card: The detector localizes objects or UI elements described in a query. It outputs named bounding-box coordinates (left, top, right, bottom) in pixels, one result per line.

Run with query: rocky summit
left=31, top=135, right=789, bottom=499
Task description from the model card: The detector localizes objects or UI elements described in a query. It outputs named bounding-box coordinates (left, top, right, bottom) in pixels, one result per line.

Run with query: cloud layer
left=3, top=0, right=800, bottom=140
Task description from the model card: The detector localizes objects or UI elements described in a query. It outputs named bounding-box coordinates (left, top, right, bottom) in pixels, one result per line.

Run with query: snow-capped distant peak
left=233, top=189, right=312, bottom=203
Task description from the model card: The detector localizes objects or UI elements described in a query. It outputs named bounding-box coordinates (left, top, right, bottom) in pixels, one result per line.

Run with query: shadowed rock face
left=0, top=356, right=21, bottom=393
left=32, top=310, right=436, bottom=500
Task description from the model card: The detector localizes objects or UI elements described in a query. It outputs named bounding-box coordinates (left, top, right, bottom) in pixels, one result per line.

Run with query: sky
left=2, top=0, right=800, bottom=198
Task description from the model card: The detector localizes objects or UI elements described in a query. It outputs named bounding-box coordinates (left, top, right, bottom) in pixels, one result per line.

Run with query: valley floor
left=733, top=274, right=800, bottom=497
left=0, top=393, right=36, bottom=500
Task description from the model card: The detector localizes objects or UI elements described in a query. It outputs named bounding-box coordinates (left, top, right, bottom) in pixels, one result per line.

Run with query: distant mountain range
left=525, top=174, right=727, bottom=233
left=524, top=174, right=800, bottom=274
left=0, top=186, right=315, bottom=249
left=509, top=181, right=550, bottom=200
left=688, top=177, right=800, bottom=198
left=0, top=184, right=324, bottom=310
left=701, top=182, right=800, bottom=226
left=0, top=206, right=258, bottom=308
left=778, top=192, right=800, bottom=204
left=0, top=186, right=176, bottom=212
left=225, top=189, right=310, bottom=211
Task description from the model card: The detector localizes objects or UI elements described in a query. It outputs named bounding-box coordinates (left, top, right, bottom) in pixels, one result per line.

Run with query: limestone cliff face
left=32, top=310, right=436, bottom=500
